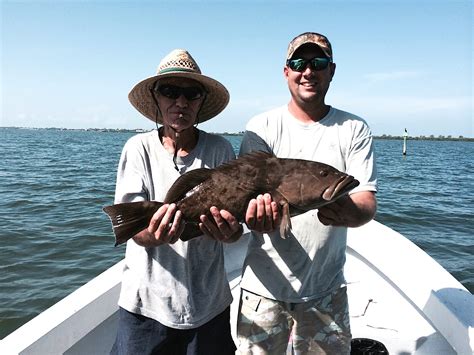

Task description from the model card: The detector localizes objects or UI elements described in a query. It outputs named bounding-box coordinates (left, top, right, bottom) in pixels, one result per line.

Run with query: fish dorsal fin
left=215, top=151, right=276, bottom=190
left=239, top=150, right=275, bottom=160
left=216, top=151, right=274, bottom=177
left=164, top=168, right=214, bottom=203
left=165, top=151, right=275, bottom=203
left=219, top=151, right=274, bottom=171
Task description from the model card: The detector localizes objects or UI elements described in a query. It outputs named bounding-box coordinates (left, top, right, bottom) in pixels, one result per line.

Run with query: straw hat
left=128, top=49, right=230, bottom=124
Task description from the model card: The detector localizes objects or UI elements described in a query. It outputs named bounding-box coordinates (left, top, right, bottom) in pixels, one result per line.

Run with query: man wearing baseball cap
left=238, top=32, right=378, bottom=354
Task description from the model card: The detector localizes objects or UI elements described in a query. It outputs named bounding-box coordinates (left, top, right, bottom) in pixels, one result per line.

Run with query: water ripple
left=0, top=129, right=472, bottom=339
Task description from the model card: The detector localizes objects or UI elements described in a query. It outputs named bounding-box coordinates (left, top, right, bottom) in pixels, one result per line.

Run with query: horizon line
left=1, top=126, right=473, bottom=140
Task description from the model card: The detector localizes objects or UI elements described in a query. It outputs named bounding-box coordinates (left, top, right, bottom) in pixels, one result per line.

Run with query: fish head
left=277, top=160, right=360, bottom=210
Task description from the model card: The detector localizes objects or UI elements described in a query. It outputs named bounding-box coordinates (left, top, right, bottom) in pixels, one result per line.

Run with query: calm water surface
left=0, top=128, right=472, bottom=339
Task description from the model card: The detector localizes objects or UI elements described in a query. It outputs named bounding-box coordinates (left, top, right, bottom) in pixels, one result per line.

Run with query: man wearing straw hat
left=110, top=49, right=240, bottom=354
left=237, top=32, right=378, bottom=354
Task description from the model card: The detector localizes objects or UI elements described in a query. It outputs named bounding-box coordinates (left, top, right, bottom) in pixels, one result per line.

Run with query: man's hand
left=199, top=207, right=243, bottom=243
left=245, top=193, right=280, bottom=233
left=132, top=203, right=185, bottom=247
left=317, top=191, right=376, bottom=227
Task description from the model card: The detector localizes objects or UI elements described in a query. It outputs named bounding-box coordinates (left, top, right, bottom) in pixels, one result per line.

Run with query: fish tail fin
left=279, top=200, right=292, bottom=239
left=103, top=201, right=163, bottom=246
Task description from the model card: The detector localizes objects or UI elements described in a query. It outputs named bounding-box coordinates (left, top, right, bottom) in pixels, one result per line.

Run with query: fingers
left=256, top=195, right=267, bottom=229
left=317, top=209, right=333, bottom=226
left=199, top=207, right=242, bottom=242
left=168, top=210, right=184, bottom=244
left=317, top=203, right=345, bottom=226
left=245, top=194, right=280, bottom=233
left=146, top=204, right=183, bottom=244
left=318, top=195, right=358, bottom=226
left=245, top=198, right=258, bottom=230
left=271, top=200, right=280, bottom=227
left=147, top=204, right=170, bottom=234
left=199, top=207, right=222, bottom=239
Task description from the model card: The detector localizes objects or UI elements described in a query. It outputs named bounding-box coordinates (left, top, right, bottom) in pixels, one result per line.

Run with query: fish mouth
left=322, top=175, right=360, bottom=201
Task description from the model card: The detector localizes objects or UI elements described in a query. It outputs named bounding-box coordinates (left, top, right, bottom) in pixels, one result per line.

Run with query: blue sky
left=1, top=0, right=472, bottom=137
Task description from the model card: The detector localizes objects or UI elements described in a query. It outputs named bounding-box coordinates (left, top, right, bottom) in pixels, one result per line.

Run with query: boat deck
left=1, top=221, right=472, bottom=354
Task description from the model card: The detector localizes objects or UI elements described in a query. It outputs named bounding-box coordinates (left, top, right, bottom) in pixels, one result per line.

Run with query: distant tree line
left=375, top=134, right=473, bottom=142
left=3, top=127, right=473, bottom=142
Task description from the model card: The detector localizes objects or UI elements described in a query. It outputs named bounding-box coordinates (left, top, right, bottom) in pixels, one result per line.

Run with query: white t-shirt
left=114, top=130, right=236, bottom=329
left=239, top=105, right=377, bottom=302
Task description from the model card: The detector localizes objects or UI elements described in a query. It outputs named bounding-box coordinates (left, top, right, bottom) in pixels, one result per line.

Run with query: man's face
left=284, top=44, right=335, bottom=108
left=154, top=77, right=205, bottom=132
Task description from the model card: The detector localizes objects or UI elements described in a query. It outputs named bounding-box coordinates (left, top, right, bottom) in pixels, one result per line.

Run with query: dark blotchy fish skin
left=103, top=151, right=359, bottom=246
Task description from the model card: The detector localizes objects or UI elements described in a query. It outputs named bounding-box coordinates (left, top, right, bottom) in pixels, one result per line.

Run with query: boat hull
left=1, top=221, right=472, bottom=354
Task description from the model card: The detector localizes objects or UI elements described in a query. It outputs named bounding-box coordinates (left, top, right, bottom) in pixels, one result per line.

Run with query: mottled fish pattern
left=103, top=151, right=359, bottom=245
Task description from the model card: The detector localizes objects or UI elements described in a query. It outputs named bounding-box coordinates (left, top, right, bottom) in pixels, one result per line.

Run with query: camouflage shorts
left=236, top=287, right=351, bottom=355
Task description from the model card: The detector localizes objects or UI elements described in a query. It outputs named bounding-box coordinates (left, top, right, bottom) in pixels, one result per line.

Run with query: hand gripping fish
left=103, top=151, right=359, bottom=245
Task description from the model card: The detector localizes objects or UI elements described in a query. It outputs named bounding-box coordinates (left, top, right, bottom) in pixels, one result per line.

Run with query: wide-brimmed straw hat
left=128, top=49, right=230, bottom=124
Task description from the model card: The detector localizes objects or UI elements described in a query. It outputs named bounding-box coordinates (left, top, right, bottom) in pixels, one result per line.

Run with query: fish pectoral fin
left=103, top=201, right=162, bottom=246
left=165, top=168, right=213, bottom=203
left=279, top=200, right=292, bottom=239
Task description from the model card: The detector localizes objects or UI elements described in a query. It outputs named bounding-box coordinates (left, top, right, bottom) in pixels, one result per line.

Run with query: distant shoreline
left=2, top=126, right=473, bottom=142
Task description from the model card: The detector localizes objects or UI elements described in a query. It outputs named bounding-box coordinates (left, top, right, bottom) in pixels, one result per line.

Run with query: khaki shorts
left=237, top=287, right=351, bottom=355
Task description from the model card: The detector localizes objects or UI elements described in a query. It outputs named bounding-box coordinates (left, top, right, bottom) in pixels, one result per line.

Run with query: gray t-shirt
left=114, top=130, right=236, bottom=329
left=239, top=106, right=377, bottom=302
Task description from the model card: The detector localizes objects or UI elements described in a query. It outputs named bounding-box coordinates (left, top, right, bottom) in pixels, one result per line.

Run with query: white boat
left=1, top=220, right=473, bottom=354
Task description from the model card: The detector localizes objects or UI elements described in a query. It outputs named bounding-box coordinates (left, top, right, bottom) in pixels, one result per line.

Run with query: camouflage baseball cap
left=286, top=32, right=333, bottom=62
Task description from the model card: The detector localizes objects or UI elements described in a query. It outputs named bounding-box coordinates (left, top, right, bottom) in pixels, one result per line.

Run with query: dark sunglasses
left=155, top=84, right=205, bottom=101
left=286, top=57, right=331, bottom=72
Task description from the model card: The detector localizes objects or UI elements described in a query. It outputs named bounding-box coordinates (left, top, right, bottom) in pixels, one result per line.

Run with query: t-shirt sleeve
left=202, top=134, right=237, bottom=167
left=347, top=122, right=377, bottom=194
left=114, top=138, right=149, bottom=204
left=239, top=111, right=273, bottom=158
left=220, top=138, right=237, bottom=164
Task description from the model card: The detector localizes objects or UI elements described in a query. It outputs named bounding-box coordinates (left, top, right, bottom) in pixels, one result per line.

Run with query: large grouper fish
left=103, top=151, right=359, bottom=246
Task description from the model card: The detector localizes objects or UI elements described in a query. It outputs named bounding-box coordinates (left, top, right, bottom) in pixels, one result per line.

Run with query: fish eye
left=320, top=170, right=328, bottom=177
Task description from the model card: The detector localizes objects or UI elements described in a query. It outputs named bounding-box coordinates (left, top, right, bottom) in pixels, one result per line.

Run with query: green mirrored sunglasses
left=286, top=57, right=331, bottom=72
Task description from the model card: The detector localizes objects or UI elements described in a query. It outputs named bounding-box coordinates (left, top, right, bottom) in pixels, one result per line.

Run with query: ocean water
left=0, top=127, right=472, bottom=339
